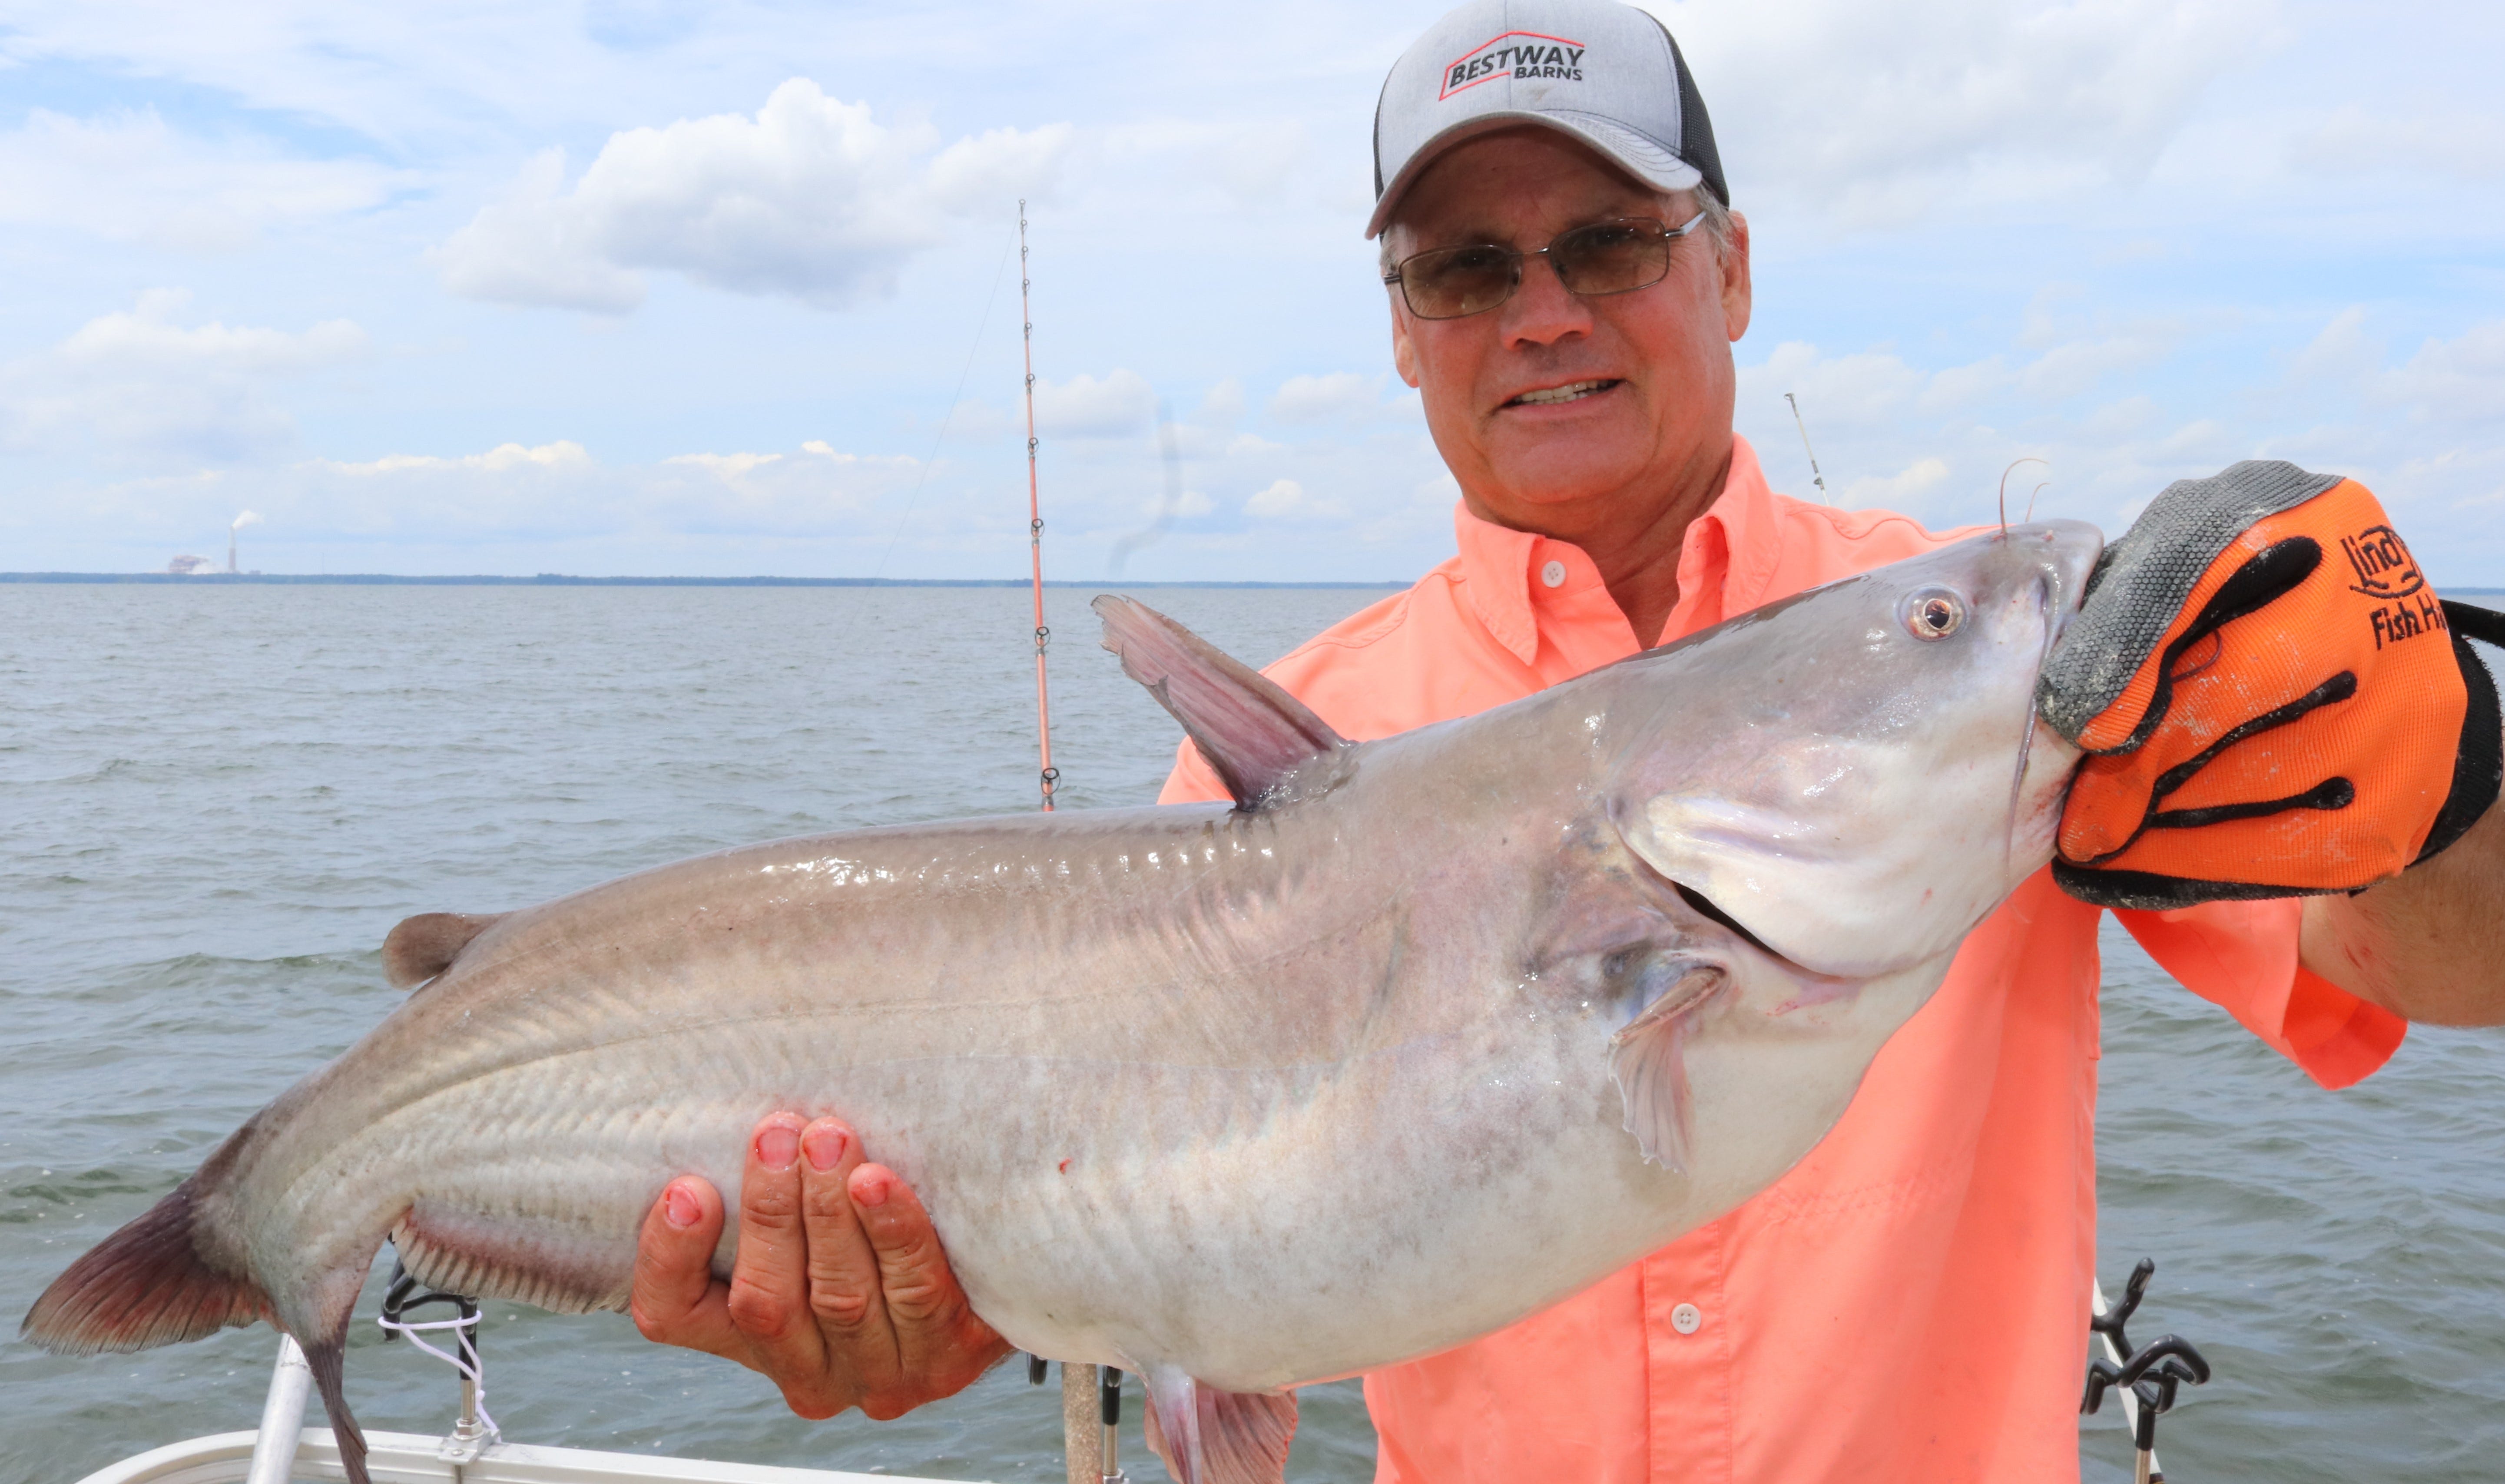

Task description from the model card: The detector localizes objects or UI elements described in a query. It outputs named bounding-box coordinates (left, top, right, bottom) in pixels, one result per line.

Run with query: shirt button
left=1670, top=1302, right=1703, bottom=1335
left=1540, top=559, right=1567, bottom=589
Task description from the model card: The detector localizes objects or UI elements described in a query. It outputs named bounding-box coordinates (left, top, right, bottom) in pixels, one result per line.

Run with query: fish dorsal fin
left=1093, top=595, right=1352, bottom=809
left=380, top=911, right=509, bottom=990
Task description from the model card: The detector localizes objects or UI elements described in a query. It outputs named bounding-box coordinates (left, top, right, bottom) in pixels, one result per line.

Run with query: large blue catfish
left=27, top=523, right=2101, bottom=1484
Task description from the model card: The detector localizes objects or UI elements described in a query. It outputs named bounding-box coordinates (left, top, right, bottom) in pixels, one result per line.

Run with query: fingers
left=630, top=1176, right=742, bottom=1358
left=796, top=1118, right=899, bottom=1367
left=724, top=1114, right=835, bottom=1414
left=633, top=1116, right=1005, bottom=1425
left=851, top=1162, right=1012, bottom=1418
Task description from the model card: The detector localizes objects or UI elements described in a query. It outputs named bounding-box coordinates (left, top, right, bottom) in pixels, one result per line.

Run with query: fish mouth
left=2002, top=524, right=2103, bottom=862
left=1673, top=881, right=1792, bottom=967
left=1504, top=378, right=1620, bottom=408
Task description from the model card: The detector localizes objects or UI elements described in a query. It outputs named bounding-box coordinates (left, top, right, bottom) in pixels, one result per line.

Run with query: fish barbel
left=26, top=523, right=2101, bottom=1484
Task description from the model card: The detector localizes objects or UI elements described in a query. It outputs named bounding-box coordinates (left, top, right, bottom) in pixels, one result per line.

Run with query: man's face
left=1386, top=128, right=1752, bottom=528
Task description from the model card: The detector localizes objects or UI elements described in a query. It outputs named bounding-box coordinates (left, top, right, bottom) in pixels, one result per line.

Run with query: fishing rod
left=1018, top=200, right=1060, bottom=813
left=1013, top=202, right=1114, bottom=1484
left=1785, top=392, right=1828, bottom=504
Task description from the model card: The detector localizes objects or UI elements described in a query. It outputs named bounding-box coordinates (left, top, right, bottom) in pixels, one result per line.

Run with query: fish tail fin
left=20, top=1116, right=378, bottom=1484
left=22, top=1162, right=379, bottom=1483
left=18, top=1172, right=270, bottom=1355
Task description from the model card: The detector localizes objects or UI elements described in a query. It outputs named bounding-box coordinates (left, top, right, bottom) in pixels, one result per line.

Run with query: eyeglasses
left=1381, top=211, right=1709, bottom=321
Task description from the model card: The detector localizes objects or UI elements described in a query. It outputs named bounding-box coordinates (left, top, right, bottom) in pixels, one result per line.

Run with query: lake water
left=3, top=583, right=2501, bottom=1484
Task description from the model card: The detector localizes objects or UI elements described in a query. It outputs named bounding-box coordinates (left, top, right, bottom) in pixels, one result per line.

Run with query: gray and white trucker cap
left=1368, top=0, right=1727, bottom=239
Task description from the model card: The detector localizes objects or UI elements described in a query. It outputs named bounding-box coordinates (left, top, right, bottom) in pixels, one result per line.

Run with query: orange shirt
left=1158, top=436, right=2406, bottom=1483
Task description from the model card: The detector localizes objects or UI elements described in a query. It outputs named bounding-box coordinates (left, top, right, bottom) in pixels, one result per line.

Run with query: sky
left=0, top=0, right=2499, bottom=583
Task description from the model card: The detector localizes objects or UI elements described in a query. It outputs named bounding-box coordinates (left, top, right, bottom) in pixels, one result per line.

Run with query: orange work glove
left=2039, top=460, right=2502, bottom=911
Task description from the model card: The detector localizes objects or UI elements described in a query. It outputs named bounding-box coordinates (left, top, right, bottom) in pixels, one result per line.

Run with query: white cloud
left=2290, top=307, right=2378, bottom=387
left=664, top=450, right=783, bottom=478
left=56, top=290, right=369, bottom=374
left=1269, top=372, right=1372, bottom=423
left=1665, top=0, right=2276, bottom=222
left=325, top=440, right=593, bottom=476
left=1245, top=476, right=1345, bottom=521
left=927, top=124, right=1076, bottom=213
left=1267, top=371, right=1419, bottom=425
left=1033, top=369, right=1155, bottom=437
left=1740, top=342, right=1923, bottom=431
left=1837, top=456, right=1951, bottom=508
left=1207, top=119, right=1311, bottom=205
left=0, top=109, right=407, bottom=251
left=1198, top=378, right=1246, bottom=426
left=430, top=151, right=646, bottom=312
left=2292, top=104, right=2505, bottom=182
left=433, top=80, right=1071, bottom=312
left=0, top=290, right=367, bottom=463
left=287, top=438, right=921, bottom=540
left=1245, top=478, right=1305, bottom=517
left=2016, top=323, right=2185, bottom=401
left=2390, top=321, right=2505, bottom=425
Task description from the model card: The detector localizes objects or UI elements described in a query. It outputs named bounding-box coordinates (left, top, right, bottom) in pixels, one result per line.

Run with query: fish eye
left=1901, top=588, right=1965, bottom=641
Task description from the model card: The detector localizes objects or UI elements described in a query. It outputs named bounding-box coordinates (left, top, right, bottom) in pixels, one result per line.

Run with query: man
left=630, top=2, right=2505, bottom=1477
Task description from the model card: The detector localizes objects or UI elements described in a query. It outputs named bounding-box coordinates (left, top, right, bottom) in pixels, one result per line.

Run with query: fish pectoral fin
left=1608, top=965, right=1727, bottom=1174
left=381, top=911, right=510, bottom=990
left=1092, top=595, right=1350, bottom=809
left=1141, top=1366, right=1297, bottom=1484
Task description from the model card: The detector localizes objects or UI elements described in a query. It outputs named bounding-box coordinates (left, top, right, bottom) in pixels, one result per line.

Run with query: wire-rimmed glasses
left=1382, top=211, right=1709, bottom=321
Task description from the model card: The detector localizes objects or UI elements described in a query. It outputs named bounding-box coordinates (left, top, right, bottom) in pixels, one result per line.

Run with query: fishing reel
left=2082, top=1258, right=2211, bottom=1483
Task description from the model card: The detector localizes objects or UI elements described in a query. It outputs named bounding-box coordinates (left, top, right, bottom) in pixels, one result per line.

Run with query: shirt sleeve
left=1156, top=737, right=1230, bottom=805
left=2116, top=898, right=2406, bottom=1090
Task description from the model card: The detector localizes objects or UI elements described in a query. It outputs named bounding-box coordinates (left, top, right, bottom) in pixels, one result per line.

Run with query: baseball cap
left=1368, top=0, right=1727, bottom=239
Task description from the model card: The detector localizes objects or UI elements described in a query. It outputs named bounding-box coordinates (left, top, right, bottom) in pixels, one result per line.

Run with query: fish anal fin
left=1607, top=966, right=1726, bottom=1173
left=381, top=911, right=510, bottom=990
left=1093, top=595, right=1350, bottom=809
left=393, top=1201, right=635, bottom=1315
left=1141, top=1366, right=1297, bottom=1484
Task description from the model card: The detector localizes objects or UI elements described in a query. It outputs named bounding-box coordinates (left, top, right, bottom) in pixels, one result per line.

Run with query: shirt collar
left=1452, top=435, right=1780, bottom=662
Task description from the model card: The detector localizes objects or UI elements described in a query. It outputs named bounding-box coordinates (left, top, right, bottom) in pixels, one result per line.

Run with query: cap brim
left=1366, top=109, right=1706, bottom=239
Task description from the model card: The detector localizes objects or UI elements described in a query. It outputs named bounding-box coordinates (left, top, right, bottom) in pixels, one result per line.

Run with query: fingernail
left=756, top=1124, right=799, bottom=1171
left=852, top=1169, right=890, bottom=1208
left=663, top=1183, right=701, bottom=1228
left=803, top=1125, right=848, bottom=1172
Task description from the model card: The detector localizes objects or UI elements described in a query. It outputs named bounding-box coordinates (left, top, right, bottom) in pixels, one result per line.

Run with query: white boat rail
left=73, top=1334, right=991, bottom=1484
left=75, top=1428, right=933, bottom=1484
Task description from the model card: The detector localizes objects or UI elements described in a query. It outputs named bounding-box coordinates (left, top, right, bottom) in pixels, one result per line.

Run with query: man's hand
left=2039, top=460, right=2499, bottom=910
left=630, top=1113, right=1014, bottom=1420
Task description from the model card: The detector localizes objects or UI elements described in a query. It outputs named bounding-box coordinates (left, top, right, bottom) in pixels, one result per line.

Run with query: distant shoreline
left=0, top=572, right=1409, bottom=590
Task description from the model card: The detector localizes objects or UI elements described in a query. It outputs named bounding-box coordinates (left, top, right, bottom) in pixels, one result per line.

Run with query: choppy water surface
left=3, top=584, right=2500, bottom=1484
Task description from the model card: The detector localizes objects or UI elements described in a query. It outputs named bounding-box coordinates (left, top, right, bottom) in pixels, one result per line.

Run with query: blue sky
left=1, top=0, right=2498, bottom=583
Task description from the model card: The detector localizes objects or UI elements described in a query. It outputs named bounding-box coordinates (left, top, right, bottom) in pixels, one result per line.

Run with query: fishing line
left=374, top=1308, right=500, bottom=1442
left=1108, top=398, right=1184, bottom=577
left=871, top=232, right=1016, bottom=580
left=1997, top=457, right=2048, bottom=535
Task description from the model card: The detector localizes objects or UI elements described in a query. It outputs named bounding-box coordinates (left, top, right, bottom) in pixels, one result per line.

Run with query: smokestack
left=229, top=510, right=262, bottom=574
